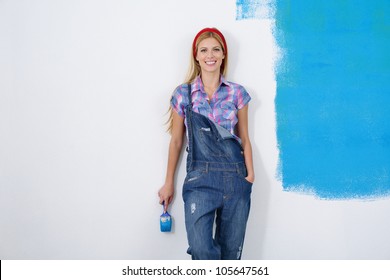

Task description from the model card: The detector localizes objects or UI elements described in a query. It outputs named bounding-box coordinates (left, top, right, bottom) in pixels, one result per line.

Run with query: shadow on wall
left=245, top=92, right=271, bottom=259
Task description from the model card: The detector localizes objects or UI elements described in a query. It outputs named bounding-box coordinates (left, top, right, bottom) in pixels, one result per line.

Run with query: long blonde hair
left=166, top=28, right=229, bottom=133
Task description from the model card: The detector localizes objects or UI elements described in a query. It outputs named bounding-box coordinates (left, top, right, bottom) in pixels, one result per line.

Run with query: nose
left=206, top=50, right=214, bottom=58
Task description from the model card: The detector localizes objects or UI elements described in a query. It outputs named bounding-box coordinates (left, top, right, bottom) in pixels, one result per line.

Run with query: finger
left=158, top=193, right=163, bottom=205
left=163, top=200, right=169, bottom=212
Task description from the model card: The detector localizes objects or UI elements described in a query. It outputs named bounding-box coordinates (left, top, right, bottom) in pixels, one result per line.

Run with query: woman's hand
left=158, top=183, right=174, bottom=212
left=245, top=175, right=255, bottom=184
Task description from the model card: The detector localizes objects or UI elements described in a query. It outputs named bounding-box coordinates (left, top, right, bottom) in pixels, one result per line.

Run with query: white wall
left=1, top=0, right=389, bottom=260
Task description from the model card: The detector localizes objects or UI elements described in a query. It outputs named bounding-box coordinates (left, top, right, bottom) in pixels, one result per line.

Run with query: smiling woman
left=158, top=27, right=255, bottom=260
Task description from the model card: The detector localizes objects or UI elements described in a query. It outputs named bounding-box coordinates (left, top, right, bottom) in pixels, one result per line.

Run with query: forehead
left=198, top=37, right=222, bottom=48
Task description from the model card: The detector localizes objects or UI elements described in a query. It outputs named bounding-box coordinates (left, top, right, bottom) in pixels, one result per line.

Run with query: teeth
left=206, top=61, right=216, bottom=65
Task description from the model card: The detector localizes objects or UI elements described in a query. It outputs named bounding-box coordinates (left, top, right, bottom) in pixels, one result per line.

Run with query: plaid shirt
left=171, top=75, right=251, bottom=140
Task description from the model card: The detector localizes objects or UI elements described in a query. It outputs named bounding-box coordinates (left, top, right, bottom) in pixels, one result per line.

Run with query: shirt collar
left=191, top=75, right=230, bottom=94
left=219, top=75, right=230, bottom=87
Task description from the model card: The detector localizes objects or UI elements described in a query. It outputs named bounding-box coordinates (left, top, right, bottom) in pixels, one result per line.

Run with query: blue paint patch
left=274, top=1, right=390, bottom=199
left=236, top=0, right=275, bottom=20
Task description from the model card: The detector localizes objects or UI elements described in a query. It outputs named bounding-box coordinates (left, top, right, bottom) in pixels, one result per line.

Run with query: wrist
left=164, top=176, right=174, bottom=185
left=163, top=181, right=174, bottom=188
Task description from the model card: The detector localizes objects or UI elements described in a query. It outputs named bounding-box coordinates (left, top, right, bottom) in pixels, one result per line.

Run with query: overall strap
left=187, top=83, right=192, bottom=107
left=185, top=83, right=193, bottom=171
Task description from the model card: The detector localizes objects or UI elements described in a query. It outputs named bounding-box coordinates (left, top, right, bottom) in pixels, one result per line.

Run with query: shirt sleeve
left=170, top=84, right=187, bottom=118
left=236, top=85, right=251, bottom=110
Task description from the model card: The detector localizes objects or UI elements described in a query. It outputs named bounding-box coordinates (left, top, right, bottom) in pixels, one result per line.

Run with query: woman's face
left=196, top=37, right=225, bottom=75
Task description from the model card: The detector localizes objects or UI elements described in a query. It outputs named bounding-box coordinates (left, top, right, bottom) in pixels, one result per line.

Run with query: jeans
left=183, top=162, right=252, bottom=260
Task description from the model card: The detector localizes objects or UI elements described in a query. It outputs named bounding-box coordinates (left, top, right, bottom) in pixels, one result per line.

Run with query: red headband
left=192, top=27, right=228, bottom=58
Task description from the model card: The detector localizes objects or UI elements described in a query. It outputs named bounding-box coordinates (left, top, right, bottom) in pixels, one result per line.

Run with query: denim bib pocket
left=197, top=126, right=228, bottom=157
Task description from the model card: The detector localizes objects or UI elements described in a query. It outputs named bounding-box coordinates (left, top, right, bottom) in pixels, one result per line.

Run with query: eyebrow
left=199, top=46, right=222, bottom=49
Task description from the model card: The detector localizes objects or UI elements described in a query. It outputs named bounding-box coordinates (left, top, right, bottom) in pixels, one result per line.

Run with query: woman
left=158, top=27, right=255, bottom=260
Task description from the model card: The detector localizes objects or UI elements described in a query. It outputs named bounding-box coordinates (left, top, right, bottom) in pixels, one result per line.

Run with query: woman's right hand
left=158, top=183, right=174, bottom=212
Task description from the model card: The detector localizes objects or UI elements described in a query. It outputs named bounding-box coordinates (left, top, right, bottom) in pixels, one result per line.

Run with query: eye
left=213, top=47, right=221, bottom=52
left=200, top=48, right=207, bottom=53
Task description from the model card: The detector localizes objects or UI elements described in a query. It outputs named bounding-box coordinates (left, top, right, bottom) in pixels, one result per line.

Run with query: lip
left=205, top=61, right=217, bottom=65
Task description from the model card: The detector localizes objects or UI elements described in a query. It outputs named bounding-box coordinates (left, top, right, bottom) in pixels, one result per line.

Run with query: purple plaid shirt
left=171, top=75, right=251, bottom=141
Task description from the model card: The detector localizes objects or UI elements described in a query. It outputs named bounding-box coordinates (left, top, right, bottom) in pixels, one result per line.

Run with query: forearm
left=242, top=138, right=255, bottom=181
left=164, top=137, right=183, bottom=185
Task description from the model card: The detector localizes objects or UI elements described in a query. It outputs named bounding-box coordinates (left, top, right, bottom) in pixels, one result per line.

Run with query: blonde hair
left=166, top=29, right=229, bottom=133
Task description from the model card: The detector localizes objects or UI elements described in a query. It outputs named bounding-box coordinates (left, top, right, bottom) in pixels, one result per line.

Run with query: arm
left=158, top=110, right=185, bottom=211
left=237, top=104, right=255, bottom=183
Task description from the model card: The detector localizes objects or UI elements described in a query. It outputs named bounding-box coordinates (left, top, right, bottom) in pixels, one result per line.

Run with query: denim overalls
left=183, top=84, right=252, bottom=260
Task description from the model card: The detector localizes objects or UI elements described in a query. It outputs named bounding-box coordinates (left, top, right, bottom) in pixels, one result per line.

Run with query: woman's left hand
left=245, top=175, right=254, bottom=184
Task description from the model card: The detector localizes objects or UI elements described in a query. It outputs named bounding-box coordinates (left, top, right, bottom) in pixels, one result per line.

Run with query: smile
left=205, top=61, right=216, bottom=65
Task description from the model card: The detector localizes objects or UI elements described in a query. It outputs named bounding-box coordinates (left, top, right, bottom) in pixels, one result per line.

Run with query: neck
left=200, top=71, right=221, bottom=89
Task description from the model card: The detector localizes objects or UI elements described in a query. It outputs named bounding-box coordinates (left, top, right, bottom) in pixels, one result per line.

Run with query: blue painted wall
left=237, top=0, right=390, bottom=199
left=236, top=0, right=274, bottom=20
